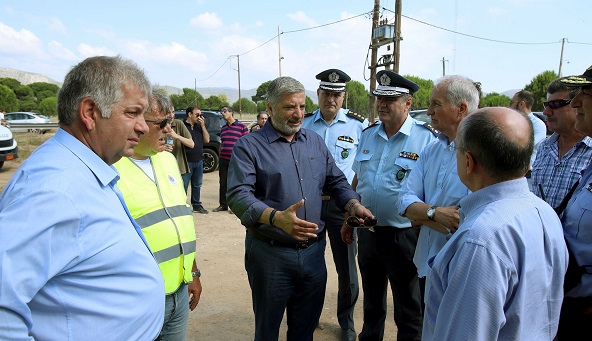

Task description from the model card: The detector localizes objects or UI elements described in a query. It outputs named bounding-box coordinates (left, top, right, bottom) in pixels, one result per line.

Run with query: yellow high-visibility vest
left=114, top=152, right=196, bottom=294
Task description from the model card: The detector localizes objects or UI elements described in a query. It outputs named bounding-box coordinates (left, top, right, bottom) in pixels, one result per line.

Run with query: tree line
left=0, top=70, right=557, bottom=118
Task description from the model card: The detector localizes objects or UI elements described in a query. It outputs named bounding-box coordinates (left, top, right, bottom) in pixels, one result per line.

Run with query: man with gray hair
left=423, top=107, right=568, bottom=340
left=227, top=76, right=373, bottom=340
left=398, top=75, right=477, bottom=306
left=0, top=56, right=164, bottom=340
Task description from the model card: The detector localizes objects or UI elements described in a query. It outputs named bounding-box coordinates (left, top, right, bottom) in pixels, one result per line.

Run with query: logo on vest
left=168, top=174, right=177, bottom=185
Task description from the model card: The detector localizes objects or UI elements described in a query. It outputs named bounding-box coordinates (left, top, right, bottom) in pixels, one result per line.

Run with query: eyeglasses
left=145, top=115, right=172, bottom=129
left=221, top=109, right=228, bottom=113
left=543, top=98, right=572, bottom=109
left=346, top=216, right=377, bottom=228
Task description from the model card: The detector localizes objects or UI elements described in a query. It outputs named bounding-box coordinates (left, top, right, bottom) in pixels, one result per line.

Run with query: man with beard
left=227, top=76, right=373, bottom=341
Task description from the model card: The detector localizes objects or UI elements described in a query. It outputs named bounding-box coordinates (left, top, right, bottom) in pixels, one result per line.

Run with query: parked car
left=0, top=123, right=18, bottom=169
left=532, top=112, right=552, bottom=136
left=410, top=109, right=430, bottom=123
left=174, top=109, right=223, bottom=173
left=4, top=112, right=51, bottom=133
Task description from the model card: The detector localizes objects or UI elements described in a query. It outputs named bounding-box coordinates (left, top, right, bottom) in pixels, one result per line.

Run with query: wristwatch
left=192, top=269, right=201, bottom=278
left=426, top=206, right=438, bottom=221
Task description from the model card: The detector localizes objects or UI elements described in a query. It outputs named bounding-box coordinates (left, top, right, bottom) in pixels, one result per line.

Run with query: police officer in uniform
left=342, top=70, right=437, bottom=341
left=302, top=69, right=368, bottom=341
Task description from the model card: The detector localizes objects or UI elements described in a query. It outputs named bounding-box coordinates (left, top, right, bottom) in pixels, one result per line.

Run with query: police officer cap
left=373, top=70, right=419, bottom=97
left=316, top=69, right=351, bottom=92
left=560, top=65, right=592, bottom=87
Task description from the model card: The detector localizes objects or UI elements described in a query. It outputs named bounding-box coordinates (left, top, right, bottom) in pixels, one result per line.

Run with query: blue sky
left=1, top=0, right=590, bottom=95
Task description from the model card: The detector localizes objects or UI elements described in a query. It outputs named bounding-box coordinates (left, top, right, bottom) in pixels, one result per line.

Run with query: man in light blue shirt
left=423, top=107, right=567, bottom=341
left=0, top=56, right=165, bottom=341
left=343, top=70, right=437, bottom=341
left=302, top=68, right=368, bottom=340
left=509, top=89, right=548, bottom=167
left=398, top=75, right=477, bottom=306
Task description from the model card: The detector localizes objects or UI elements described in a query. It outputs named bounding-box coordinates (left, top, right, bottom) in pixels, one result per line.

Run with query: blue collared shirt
left=423, top=178, right=568, bottom=341
left=0, top=129, right=164, bottom=341
left=562, top=162, right=592, bottom=297
left=353, top=115, right=437, bottom=227
left=398, top=134, right=470, bottom=277
left=226, top=119, right=359, bottom=243
left=302, top=108, right=369, bottom=183
left=531, top=133, right=592, bottom=210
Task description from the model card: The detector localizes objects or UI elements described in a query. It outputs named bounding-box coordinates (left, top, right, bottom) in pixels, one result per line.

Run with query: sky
left=1, top=0, right=590, bottom=96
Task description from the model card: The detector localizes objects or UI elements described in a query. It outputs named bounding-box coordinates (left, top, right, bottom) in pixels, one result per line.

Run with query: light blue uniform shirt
left=0, top=129, right=165, bottom=341
left=562, top=162, right=592, bottom=297
left=528, top=112, right=548, bottom=167
left=353, top=115, right=437, bottom=227
left=302, top=108, right=368, bottom=183
left=423, top=178, right=568, bottom=341
left=398, top=134, right=470, bottom=277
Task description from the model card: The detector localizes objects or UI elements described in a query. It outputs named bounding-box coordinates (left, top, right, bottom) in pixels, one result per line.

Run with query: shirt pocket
left=575, top=188, right=592, bottom=242
left=334, top=140, right=356, bottom=164
left=308, top=155, right=327, bottom=182
left=391, top=158, right=416, bottom=187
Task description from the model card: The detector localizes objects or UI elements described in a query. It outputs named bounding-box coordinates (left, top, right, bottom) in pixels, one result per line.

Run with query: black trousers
left=219, top=158, right=230, bottom=207
left=357, top=226, right=422, bottom=341
left=556, top=296, right=592, bottom=340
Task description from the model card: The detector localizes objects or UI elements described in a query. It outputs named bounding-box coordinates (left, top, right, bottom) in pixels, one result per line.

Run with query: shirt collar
left=378, top=114, right=414, bottom=140
left=459, top=178, right=530, bottom=218
left=312, top=108, right=347, bottom=123
left=261, top=117, right=307, bottom=143
left=54, top=128, right=119, bottom=187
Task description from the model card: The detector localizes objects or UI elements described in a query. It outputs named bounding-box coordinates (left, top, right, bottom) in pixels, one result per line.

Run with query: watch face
left=427, top=208, right=435, bottom=219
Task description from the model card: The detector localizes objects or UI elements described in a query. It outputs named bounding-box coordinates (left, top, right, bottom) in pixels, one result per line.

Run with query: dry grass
left=13, top=131, right=55, bottom=161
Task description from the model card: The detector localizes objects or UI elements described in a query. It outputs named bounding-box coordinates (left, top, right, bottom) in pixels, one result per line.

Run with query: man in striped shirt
left=214, top=105, right=248, bottom=212
left=531, top=78, right=592, bottom=212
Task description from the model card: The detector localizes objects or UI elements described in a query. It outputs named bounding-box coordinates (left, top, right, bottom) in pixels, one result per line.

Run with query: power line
left=382, top=7, right=560, bottom=46
left=283, top=11, right=371, bottom=34
left=195, top=57, right=230, bottom=82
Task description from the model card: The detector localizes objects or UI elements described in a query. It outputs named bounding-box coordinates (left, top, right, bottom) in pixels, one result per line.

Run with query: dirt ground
left=0, top=155, right=397, bottom=340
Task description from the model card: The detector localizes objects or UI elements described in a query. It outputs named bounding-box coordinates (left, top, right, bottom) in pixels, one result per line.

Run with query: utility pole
left=441, top=57, right=448, bottom=76
left=278, top=26, right=283, bottom=77
left=393, top=0, right=402, bottom=73
left=558, top=37, right=566, bottom=77
left=231, top=55, right=242, bottom=118
left=368, top=0, right=381, bottom=123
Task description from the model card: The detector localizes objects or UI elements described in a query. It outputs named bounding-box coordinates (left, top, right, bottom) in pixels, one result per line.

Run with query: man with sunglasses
left=214, top=105, right=248, bottom=212
left=530, top=78, right=592, bottom=212
left=183, top=106, right=210, bottom=214
left=509, top=90, right=548, bottom=169
left=114, top=90, right=202, bottom=341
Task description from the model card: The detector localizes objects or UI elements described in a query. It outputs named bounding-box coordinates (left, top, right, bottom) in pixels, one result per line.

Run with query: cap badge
left=380, top=73, right=391, bottom=86
left=328, top=72, right=339, bottom=83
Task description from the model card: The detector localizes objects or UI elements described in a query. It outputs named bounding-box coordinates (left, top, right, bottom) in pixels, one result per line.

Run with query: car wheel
left=203, top=148, right=219, bottom=173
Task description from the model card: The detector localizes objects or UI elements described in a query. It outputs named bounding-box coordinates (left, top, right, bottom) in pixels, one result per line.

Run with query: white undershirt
left=129, top=157, right=155, bottom=182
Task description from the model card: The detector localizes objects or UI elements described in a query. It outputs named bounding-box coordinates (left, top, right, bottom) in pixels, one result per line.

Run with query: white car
left=4, top=111, right=51, bottom=133
left=0, top=123, right=18, bottom=169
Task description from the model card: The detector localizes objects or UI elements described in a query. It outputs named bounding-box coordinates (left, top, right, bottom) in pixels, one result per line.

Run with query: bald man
left=423, top=107, right=568, bottom=341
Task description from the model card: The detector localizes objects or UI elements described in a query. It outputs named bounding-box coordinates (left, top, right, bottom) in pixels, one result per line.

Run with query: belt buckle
left=295, top=240, right=309, bottom=250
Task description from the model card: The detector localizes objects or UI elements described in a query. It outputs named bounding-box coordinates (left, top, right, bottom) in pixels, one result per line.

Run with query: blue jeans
left=183, top=160, right=204, bottom=207
left=156, top=284, right=189, bottom=341
left=245, top=233, right=327, bottom=341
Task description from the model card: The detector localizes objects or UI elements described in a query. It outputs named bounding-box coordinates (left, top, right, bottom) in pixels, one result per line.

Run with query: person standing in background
left=213, top=105, right=248, bottom=212
left=164, top=106, right=194, bottom=186
left=184, top=106, right=210, bottom=214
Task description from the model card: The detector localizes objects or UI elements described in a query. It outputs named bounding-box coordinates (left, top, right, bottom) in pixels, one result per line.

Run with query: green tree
left=345, top=80, right=369, bottom=116
left=481, top=92, right=511, bottom=108
left=524, top=70, right=558, bottom=111
left=204, top=95, right=225, bottom=110
left=405, top=75, right=434, bottom=109
left=0, top=84, right=18, bottom=112
left=251, top=80, right=272, bottom=103
left=232, top=98, right=257, bottom=114
left=28, top=82, right=59, bottom=97
left=256, top=101, right=267, bottom=112
left=0, top=78, right=22, bottom=91
left=170, top=88, right=204, bottom=110
left=305, top=96, right=318, bottom=113
left=38, top=97, right=58, bottom=117
left=36, top=90, right=56, bottom=102
left=18, top=98, right=38, bottom=112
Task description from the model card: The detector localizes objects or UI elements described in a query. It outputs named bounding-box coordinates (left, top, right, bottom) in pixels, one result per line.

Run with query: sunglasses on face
left=543, top=98, right=572, bottom=109
left=145, top=115, right=172, bottom=129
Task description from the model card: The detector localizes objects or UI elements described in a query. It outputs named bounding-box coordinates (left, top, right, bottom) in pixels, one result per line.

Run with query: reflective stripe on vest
left=114, top=152, right=196, bottom=294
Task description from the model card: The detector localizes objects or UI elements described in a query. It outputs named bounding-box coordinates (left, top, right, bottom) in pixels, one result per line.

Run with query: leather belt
left=248, top=228, right=325, bottom=250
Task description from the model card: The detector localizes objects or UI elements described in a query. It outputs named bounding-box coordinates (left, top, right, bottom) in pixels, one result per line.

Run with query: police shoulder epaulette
left=305, top=112, right=314, bottom=117
left=420, top=122, right=437, bottom=137
left=346, top=110, right=366, bottom=123
left=363, top=121, right=380, bottom=132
